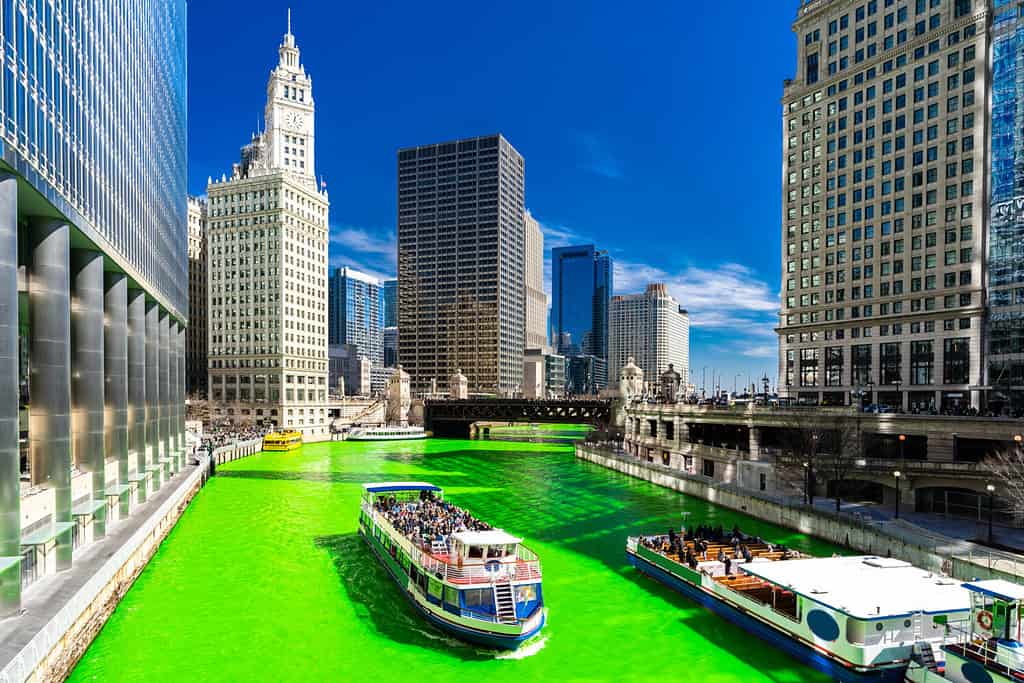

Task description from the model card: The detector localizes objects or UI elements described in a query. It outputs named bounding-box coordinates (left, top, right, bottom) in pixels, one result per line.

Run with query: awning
left=362, top=481, right=440, bottom=494
left=21, top=522, right=74, bottom=547
left=107, top=484, right=133, bottom=496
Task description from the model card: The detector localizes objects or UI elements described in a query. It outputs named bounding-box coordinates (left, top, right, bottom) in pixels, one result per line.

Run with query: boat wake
left=494, top=633, right=548, bottom=660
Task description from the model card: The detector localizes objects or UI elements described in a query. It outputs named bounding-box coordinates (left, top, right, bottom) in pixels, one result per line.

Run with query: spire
left=282, top=8, right=296, bottom=50
left=287, top=8, right=292, bottom=37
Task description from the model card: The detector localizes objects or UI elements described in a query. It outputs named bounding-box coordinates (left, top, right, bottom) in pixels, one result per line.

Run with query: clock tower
left=265, top=10, right=315, bottom=183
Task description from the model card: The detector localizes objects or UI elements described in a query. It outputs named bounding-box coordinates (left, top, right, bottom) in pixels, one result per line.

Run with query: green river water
left=69, top=435, right=842, bottom=682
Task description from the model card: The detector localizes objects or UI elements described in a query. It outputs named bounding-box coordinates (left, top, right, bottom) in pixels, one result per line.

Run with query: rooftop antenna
left=287, top=7, right=292, bottom=36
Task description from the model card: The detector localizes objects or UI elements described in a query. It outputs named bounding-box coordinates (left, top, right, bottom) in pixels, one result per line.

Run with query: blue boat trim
left=627, top=548, right=906, bottom=683
left=360, top=526, right=543, bottom=649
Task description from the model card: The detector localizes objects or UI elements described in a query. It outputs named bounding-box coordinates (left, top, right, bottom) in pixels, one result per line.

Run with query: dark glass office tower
left=988, top=3, right=1024, bottom=414
left=397, top=134, right=525, bottom=396
left=551, top=245, right=613, bottom=386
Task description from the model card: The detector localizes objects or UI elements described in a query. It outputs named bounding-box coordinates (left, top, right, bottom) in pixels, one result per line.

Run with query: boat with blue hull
left=359, top=482, right=545, bottom=649
left=627, top=532, right=973, bottom=681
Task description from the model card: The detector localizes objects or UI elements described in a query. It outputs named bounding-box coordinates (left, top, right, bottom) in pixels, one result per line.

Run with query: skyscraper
left=780, top=0, right=986, bottom=412
left=207, top=17, right=330, bottom=436
left=382, top=279, right=398, bottom=328
left=187, top=197, right=208, bottom=396
left=551, top=245, right=613, bottom=359
left=0, top=0, right=187, bottom=613
left=609, top=284, right=690, bottom=387
left=524, top=210, right=548, bottom=350
left=397, top=134, right=526, bottom=396
left=328, top=267, right=383, bottom=366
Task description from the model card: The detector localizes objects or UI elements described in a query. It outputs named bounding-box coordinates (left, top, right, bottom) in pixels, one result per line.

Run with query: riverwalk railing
left=208, top=437, right=263, bottom=466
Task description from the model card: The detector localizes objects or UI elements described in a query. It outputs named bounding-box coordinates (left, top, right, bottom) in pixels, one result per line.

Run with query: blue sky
left=187, top=1, right=798, bottom=393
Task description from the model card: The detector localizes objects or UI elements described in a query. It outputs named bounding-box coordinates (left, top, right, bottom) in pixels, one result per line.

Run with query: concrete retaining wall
left=0, top=459, right=208, bottom=683
left=576, top=445, right=1021, bottom=583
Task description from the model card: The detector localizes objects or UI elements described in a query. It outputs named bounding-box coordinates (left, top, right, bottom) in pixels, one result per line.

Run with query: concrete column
left=127, top=289, right=146, bottom=481
left=145, top=301, right=160, bottom=488
left=158, top=311, right=169, bottom=475
left=167, top=319, right=178, bottom=471
left=177, top=321, right=186, bottom=468
left=28, top=219, right=73, bottom=571
left=71, top=250, right=106, bottom=537
left=105, top=273, right=130, bottom=518
left=749, top=426, right=763, bottom=461
left=0, top=175, right=19, bottom=616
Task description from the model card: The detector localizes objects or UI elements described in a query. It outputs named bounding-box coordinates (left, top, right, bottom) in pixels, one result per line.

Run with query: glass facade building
left=329, top=267, right=383, bottom=366
left=382, top=278, right=398, bottom=328
left=0, top=0, right=188, bottom=616
left=550, top=244, right=613, bottom=362
left=988, top=0, right=1024, bottom=411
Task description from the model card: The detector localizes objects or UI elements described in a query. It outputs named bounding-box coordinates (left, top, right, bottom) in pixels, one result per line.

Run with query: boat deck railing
left=366, top=506, right=542, bottom=586
left=946, top=641, right=1024, bottom=678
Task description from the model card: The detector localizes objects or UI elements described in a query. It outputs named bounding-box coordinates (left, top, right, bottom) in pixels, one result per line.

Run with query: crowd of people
left=640, top=524, right=793, bottom=575
left=198, top=422, right=269, bottom=452
left=374, top=490, right=491, bottom=551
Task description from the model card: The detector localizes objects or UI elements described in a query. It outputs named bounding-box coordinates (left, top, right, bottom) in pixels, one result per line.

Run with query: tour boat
left=905, top=580, right=1024, bottom=683
left=359, top=482, right=545, bottom=649
left=262, top=430, right=302, bottom=451
left=347, top=425, right=427, bottom=441
left=627, top=532, right=972, bottom=681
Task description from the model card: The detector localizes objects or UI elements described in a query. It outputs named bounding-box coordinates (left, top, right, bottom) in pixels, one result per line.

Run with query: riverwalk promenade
left=0, top=458, right=208, bottom=682
left=576, top=442, right=1024, bottom=583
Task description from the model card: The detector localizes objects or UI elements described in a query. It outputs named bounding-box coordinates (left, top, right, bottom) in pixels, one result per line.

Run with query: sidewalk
left=810, top=497, right=1024, bottom=552
left=0, top=461, right=204, bottom=678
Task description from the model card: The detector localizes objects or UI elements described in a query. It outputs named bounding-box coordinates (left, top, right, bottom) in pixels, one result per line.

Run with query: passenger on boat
left=373, top=492, right=492, bottom=550
left=741, top=545, right=753, bottom=563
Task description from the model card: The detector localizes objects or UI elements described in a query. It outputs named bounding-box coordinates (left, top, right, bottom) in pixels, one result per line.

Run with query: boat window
left=486, top=546, right=504, bottom=559
left=515, top=584, right=537, bottom=603
left=464, top=588, right=494, bottom=608
left=846, top=619, right=884, bottom=646
left=468, top=546, right=484, bottom=559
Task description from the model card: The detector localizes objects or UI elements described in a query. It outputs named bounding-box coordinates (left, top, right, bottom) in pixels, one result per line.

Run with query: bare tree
left=982, top=443, right=1024, bottom=521
left=773, top=409, right=863, bottom=511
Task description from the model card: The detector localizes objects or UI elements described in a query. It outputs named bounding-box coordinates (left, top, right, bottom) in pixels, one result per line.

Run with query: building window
left=800, top=348, right=819, bottom=387
left=910, top=340, right=933, bottom=385
left=825, top=347, right=844, bottom=386
left=943, top=338, right=969, bottom=384
left=880, top=342, right=902, bottom=384
left=852, top=344, right=872, bottom=385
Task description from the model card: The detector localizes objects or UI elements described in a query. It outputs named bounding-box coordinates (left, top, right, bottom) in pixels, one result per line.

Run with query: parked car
left=863, top=403, right=894, bottom=414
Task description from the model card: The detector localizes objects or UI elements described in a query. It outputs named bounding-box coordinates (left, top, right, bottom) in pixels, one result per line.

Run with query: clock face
left=285, top=111, right=304, bottom=130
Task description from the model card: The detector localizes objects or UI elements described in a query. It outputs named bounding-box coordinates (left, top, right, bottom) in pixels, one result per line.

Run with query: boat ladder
left=493, top=580, right=518, bottom=625
left=912, top=611, right=924, bottom=640
left=912, top=641, right=939, bottom=672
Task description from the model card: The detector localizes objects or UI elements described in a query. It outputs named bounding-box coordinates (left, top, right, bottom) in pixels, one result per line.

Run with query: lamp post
left=894, top=470, right=902, bottom=519
left=898, top=433, right=906, bottom=461
left=802, top=461, right=810, bottom=505
left=986, top=483, right=996, bottom=546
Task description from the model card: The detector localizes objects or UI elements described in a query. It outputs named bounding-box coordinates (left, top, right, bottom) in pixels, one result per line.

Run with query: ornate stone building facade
left=206, top=17, right=330, bottom=437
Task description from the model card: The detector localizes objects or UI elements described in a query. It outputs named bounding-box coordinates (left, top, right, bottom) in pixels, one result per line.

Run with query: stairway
left=493, top=581, right=518, bottom=624
left=913, top=641, right=939, bottom=672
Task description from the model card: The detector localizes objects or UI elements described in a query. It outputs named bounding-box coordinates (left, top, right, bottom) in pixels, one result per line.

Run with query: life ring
left=977, top=610, right=994, bottom=632
left=485, top=559, right=501, bottom=574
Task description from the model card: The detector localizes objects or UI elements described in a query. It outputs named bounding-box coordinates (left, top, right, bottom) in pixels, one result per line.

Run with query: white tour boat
left=628, top=533, right=974, bottom=682
left=347, top=425, right=428, bottom=441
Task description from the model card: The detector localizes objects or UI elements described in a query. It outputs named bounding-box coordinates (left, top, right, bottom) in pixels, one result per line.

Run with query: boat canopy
left=362, top=482, right=441, bottom=494
left=740, top=555, right=971, bottom=619
left=963, top=579, right=1024, bottom=603
left=451, top=530, right=522, bottom=546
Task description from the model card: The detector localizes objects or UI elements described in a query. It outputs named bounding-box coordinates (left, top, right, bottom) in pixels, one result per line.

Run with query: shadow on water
left=312, top=533, right=492, bottom=662
left=616, top=568, right=826, bottom=682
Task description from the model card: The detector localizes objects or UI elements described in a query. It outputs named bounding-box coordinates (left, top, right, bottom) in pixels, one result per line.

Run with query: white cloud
left=614, top=260, right=778, bottom=334
left=328, top=224, right=396, bottom=281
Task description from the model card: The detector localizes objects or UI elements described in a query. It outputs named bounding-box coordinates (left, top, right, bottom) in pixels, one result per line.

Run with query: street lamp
left=898, top=433, right=906, bottom=461
left=802, top=461, right=810, bottom=505
left=986, top=483, right=996, bottom=546
left=894, top=470, right=902, bottom=519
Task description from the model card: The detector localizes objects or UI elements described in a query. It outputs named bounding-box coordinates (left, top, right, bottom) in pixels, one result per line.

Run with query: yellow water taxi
left=263, top=430, right=302, bottom=451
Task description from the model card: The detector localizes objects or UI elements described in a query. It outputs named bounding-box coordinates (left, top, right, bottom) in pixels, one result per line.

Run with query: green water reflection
left=69, top=438, right=838, bottom=682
